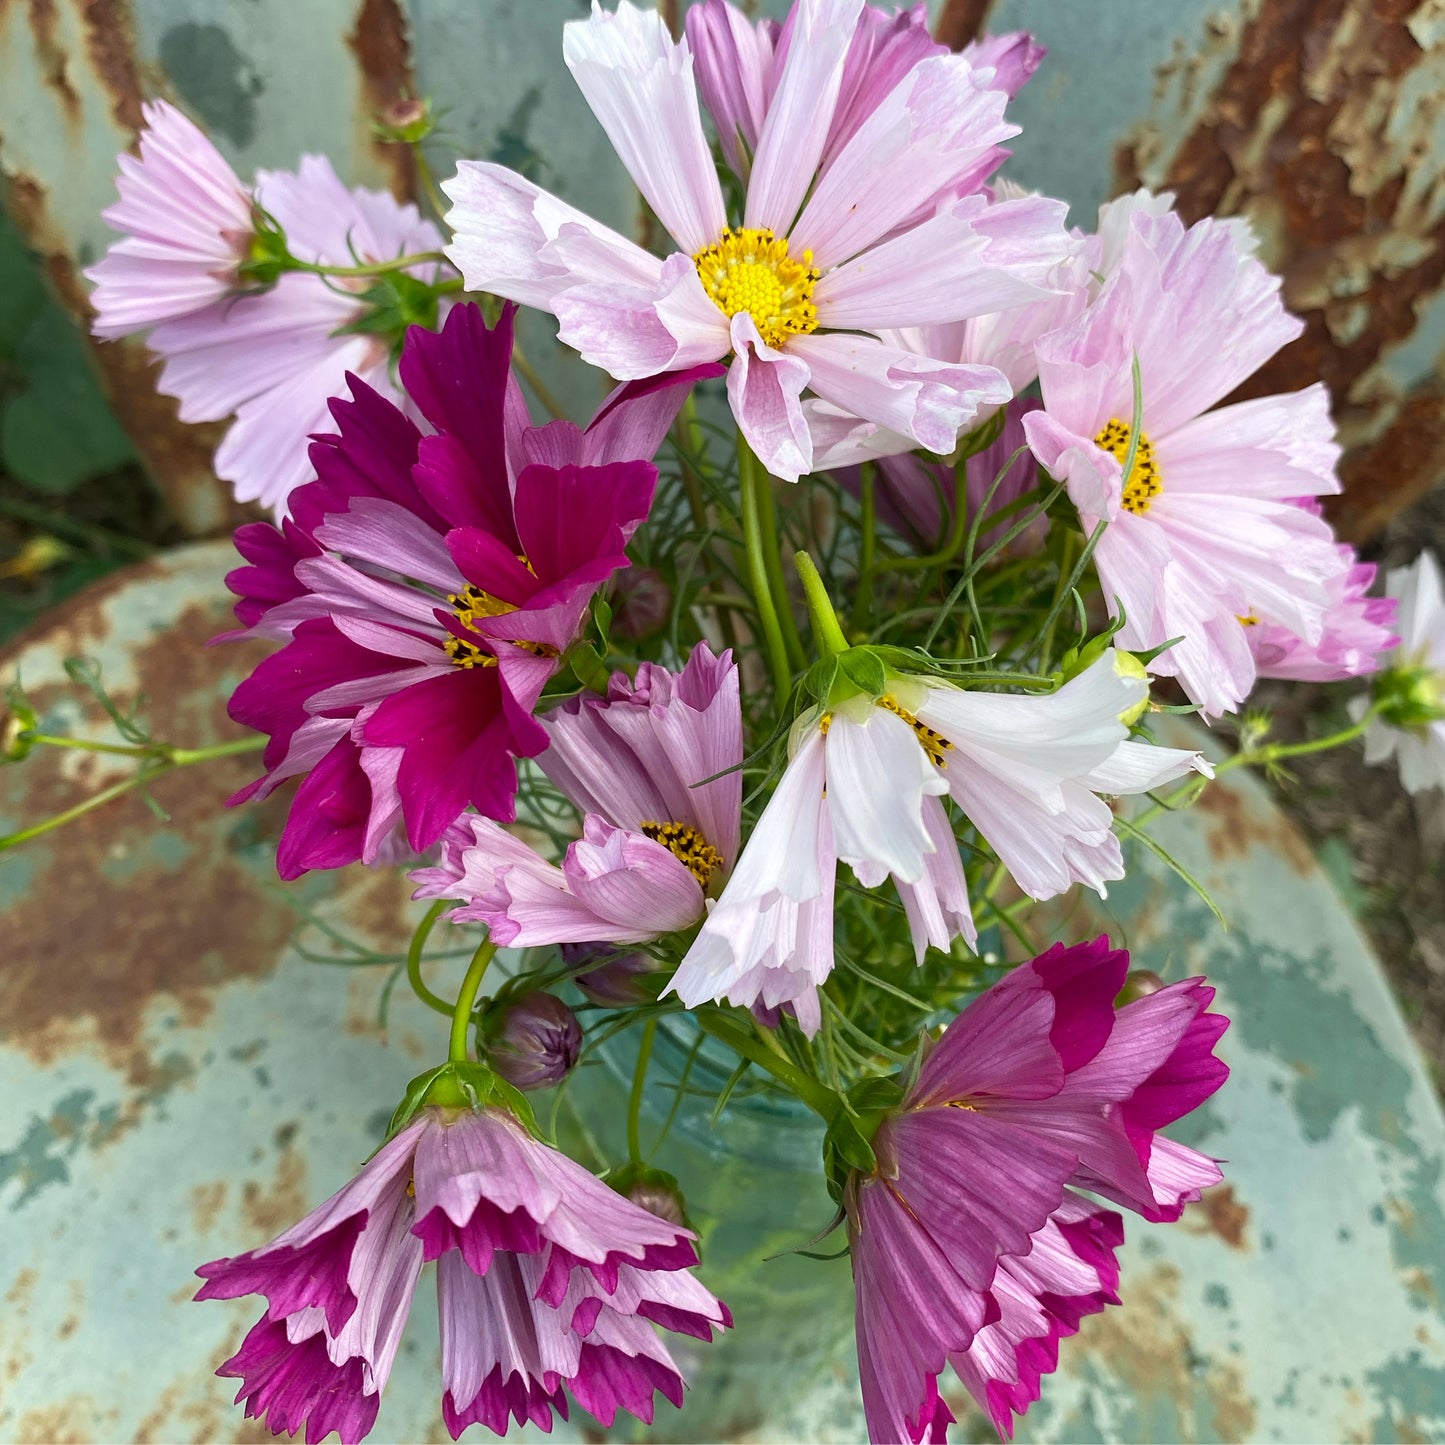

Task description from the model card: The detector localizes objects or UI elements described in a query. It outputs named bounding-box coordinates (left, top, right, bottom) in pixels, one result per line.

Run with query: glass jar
left=551, top=1016, right=858, bottom=1442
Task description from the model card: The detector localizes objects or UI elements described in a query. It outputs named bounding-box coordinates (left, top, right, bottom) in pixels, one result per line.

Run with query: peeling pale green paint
left=0, top=1088, right=96, bottom=1209
left=158, top=23, right=265, bottom=148
left=1365, top=1352, right=1445, bottom=1441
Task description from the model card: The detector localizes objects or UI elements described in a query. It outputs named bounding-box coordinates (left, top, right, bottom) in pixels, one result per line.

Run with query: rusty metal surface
left=3, top=550, right=1445, bottom=1442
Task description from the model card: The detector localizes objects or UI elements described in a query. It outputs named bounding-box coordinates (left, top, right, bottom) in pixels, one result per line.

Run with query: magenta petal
left=274, top=737, right=372, bottom=879
left=218, top=1315, right=379, bottom=1445
left=363, top=668, right=536, bottom=848
left=1118, top=979, right=1230, bottom=1133
left=582, top=364, right=726, bottom=466
left=196, top=1212, right=366, bottom=1336
left=1017, top=936, right=1130, bottom=1073
left=443, top=1366, right=568, bottom=1440
left=413, top=1195, right=545, bottom=1274
left=512, top=460, right=657, bottom=587
left=401, top=303, right=518, bottom=539
left=567, top=1343, right=684, bottom=1429
left=446, top=525, right=544, bottom=607
left=226, top=518, right=318, bottom=629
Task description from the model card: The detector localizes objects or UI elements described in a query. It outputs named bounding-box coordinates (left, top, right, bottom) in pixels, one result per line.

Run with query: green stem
left=755, top=469, right=807, bottom=669
left=167, top=736, right=269, bottom=766
left=449, top=934, right=497, bottom=1064
left=737, top=438, right=794, bottom=701
left=27, top=734, right=153, bottom=757
left=626, top=1018, right=657, bottom=1164
left=0, top=770, right=156, bottom=852
left=1223, top=708, right=1381, bottom=771
left=850, top=464, right=877, bottom=634
left=510, top=338, right=567, bottom=421
left=290, top=250, right=447, bottom=278
left=412, top=145, right=450, bottom=224
left=794, top=551, right=848, bottom=656
left=406, top=900, right=457, bottom=1017
left=696, top=1008, right=838, bottom=1120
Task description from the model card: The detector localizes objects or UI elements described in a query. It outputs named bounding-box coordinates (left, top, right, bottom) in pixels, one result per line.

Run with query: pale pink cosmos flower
left=412, top=643, right=742, bottom=949
left=1246, top=501, right=1397, bottom=683
left=86, top=99, right=255, bottom=337
left=1353, top=551, right=1445, bottom=794
left=444, top=0, right=1073, bottom=482
left=1022, top=198, right=1346, bottom=717
left=667, top=652, right=1209, bottom=1030
left=89, top=99, right=450, bottom=515
left=196, top=1106, right=730, bottom=1442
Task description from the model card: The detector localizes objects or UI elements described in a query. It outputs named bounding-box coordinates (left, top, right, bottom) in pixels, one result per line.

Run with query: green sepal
left=592, top=596, right=613, bottom=652
left=370, top=95, right=437, bottom=146
left=802, top=654, right=839, bottom=708
left=385, top=1063, right=451, bottom=1141
left=836, top=647, right=889, bottom=699
left=331, top=271, right=443, bottom=361
left=2, top=681, right=37, bottom=764
left=1373, top=661, right=1445, bottom=731
left=822, top=1111, right=877, bottom=1204
left=235, top=206, right=291, bottom=288
left=604, top=1161, right=691, bottom=1230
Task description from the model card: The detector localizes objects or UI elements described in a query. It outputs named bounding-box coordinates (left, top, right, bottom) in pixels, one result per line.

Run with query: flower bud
left=565, top=944, right=659, bottom=1007
left=1116, top=969, right=1165, bottom=1005
left=373, top=96, right=435, bottom=145
left=2, top=688, right=38, bottom=765
left=608, top=1163, right=688, bottom=1228
left=1373, top=661, right=1445, bottom=731
left=1112, top=650, right=1151, bottom=727
left=609, top=567, right=672, bottom=643
left=484, top=991, right=581, bottom=1090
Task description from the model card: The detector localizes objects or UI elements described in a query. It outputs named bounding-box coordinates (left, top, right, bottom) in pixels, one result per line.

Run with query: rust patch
left=1115, top=0, right=1445, bottom=542
left=1058, top=1261, right=1258, bottom=1442
left=346, top=0, right=418, bottom=202
left=77, top=0, right=146, bottom=132
left=28, top=0, right=80, bottom=123
left=1196, top=778, right=1315, bottom=875
left=240, top=1136, right=307, bottom=1241
left=0, top=572, right=295, bottom=1069
left=1185, top=1181, right=1251, bottom=1250
left=2, top=174, right=247, bottom=535
left=14, top=1401, right=104, bottom=1445
left=189, top=1179, right=228, bottom=1234
left=933, top=0, right=994, bottom=51
left=5, top=1268, right=39, bottom=1308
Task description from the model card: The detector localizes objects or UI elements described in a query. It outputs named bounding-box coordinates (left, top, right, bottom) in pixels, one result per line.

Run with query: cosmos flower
left=411, top=643, right=741, bottom=947
left=444, top=0, right=1073, bottom=481
left=89, top=102, right=450, bottom=513
left=667, top=653, right=1208, bottom=1029
left=225, top=302, right=713, bottom=874
left=1354, top=551, right=1445, bottom=794
left=848, top=936, right=1228, bottom=1443
left=1023, top=198, right=1345, bottom=716
left=196, top=1105, right=730, bottom=1442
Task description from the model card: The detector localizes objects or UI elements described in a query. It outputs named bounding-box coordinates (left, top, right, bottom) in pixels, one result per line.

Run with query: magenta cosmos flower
left=443, top=0, right=1073, bottom=482
left=88, top=100, right=449, bottom=513
left=413, top=641, right=741, bottom=947
left=1022, top=198, right=1347, bottom=717
left=848, top=936, right=1228, bottom=1442
left=226, top=302, right=717, bottom=875
left=668, top=653, right=1208, bottom=1031
left=196, top=1105, right=730, bottom=1442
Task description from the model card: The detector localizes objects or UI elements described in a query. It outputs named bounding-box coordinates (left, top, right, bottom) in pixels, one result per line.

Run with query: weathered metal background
left=0, top=0, right=1441, bottom=537
left=2, top=547, right=1444, bottom=1441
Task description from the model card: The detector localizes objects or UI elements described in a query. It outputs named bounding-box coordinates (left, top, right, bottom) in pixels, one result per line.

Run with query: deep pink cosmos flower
left=847, top=936, right=1228, bottom=1442
left=87, top=100, right=449, bottom=514
left=444, top=0, right=1072, bottom=482
left=225, top=302, right=718, bottom=875
left=197, top=1106, right=729, bottom=1443
left=413, top=642, right=741, bottom=948
left=1023, top=198, right=1346, bottom=717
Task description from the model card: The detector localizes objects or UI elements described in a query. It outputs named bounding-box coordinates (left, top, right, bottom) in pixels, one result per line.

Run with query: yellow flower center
left=693, top=227, right=820, bottom=350
left=879, top=694, right=953, bottom=770
left=444, top=580, right=556, bottom=669
left=1094, top=418, right=1161, bottom=515
left=640, top=820, right=724, bottom=889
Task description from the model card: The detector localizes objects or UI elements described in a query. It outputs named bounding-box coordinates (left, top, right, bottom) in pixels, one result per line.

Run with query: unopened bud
left=1112, top=650, right=1150, bottom=727
left=1374, top=661, right=1445, bottom=732
left=1117, top=969, right=1165, bottom=1005
left=2, top=689, right=38, bottom=764
left=609, top=567, right=672, bottom=643
left=484, top=991, right=581, bottom=1090
left=373, top=96, right=436, bottom=145
left=0, top=534, right=70, bottom=581
left=609, top=1163, right=688, bottom=1228
left=565, top=944, right=659, bottom=1007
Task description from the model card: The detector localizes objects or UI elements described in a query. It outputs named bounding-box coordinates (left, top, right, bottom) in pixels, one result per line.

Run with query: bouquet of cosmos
left=9, top=0, right=1445, bottom=1441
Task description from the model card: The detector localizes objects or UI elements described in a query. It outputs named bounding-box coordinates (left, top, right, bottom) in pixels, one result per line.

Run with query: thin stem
left=794, top=550, right=849, bottom=656
left=850, top=465, right=877, bottom=634
left=737, top=438, right=794, bottom=701
left=753, top=458, right=807, bottom=668
left=0, top=770, right=155, bottom=852
left=406, top=900, right=457, bottom=1017
left=696, top=1008, right=838, bottom=1120
left=27, top=734, right=153, bottom=757
left=412, top=145, right=449, bottom=223
left=449, top=934, right=497, bottom=1064
left=876, top=456, right=971, bottom=573
left=1224, top=709, right=1381, bottom=770
left=167, top=736, right=269, bottom=766
left=289, top=250, right=447, bottom=278
left=626, top=1018, right=657, bottom=1164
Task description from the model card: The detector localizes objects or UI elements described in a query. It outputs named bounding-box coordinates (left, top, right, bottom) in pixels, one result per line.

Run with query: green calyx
left=236, top=207, right=291, bottom=288
left=385, top=1058, right=541, bottom=1143
left=2, top=683, right=37, bottom=764
left=1374, top=659, right=1445, bottom=732
left=371, top=95, right=437, bottom=146
left=332, top=271, right=446, bottom=362
left=821, top=1076, right=906, bottom=1203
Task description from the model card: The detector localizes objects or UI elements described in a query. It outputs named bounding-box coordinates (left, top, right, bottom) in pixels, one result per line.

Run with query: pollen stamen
left=694, top=227, right=820, bottom=350
left=879, top=695, right=952, bottom=769
left=640, top=819, right=724, bottom=889
left=1094, top=418, right=1162, bottom=515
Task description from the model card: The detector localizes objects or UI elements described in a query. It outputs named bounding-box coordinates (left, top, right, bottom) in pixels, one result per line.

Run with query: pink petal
left=726, top=313, right=812, bottom=481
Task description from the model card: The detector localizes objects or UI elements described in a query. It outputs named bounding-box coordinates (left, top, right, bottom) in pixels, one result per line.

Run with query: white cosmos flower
left=668, top=652, right=1211, bottom=1029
